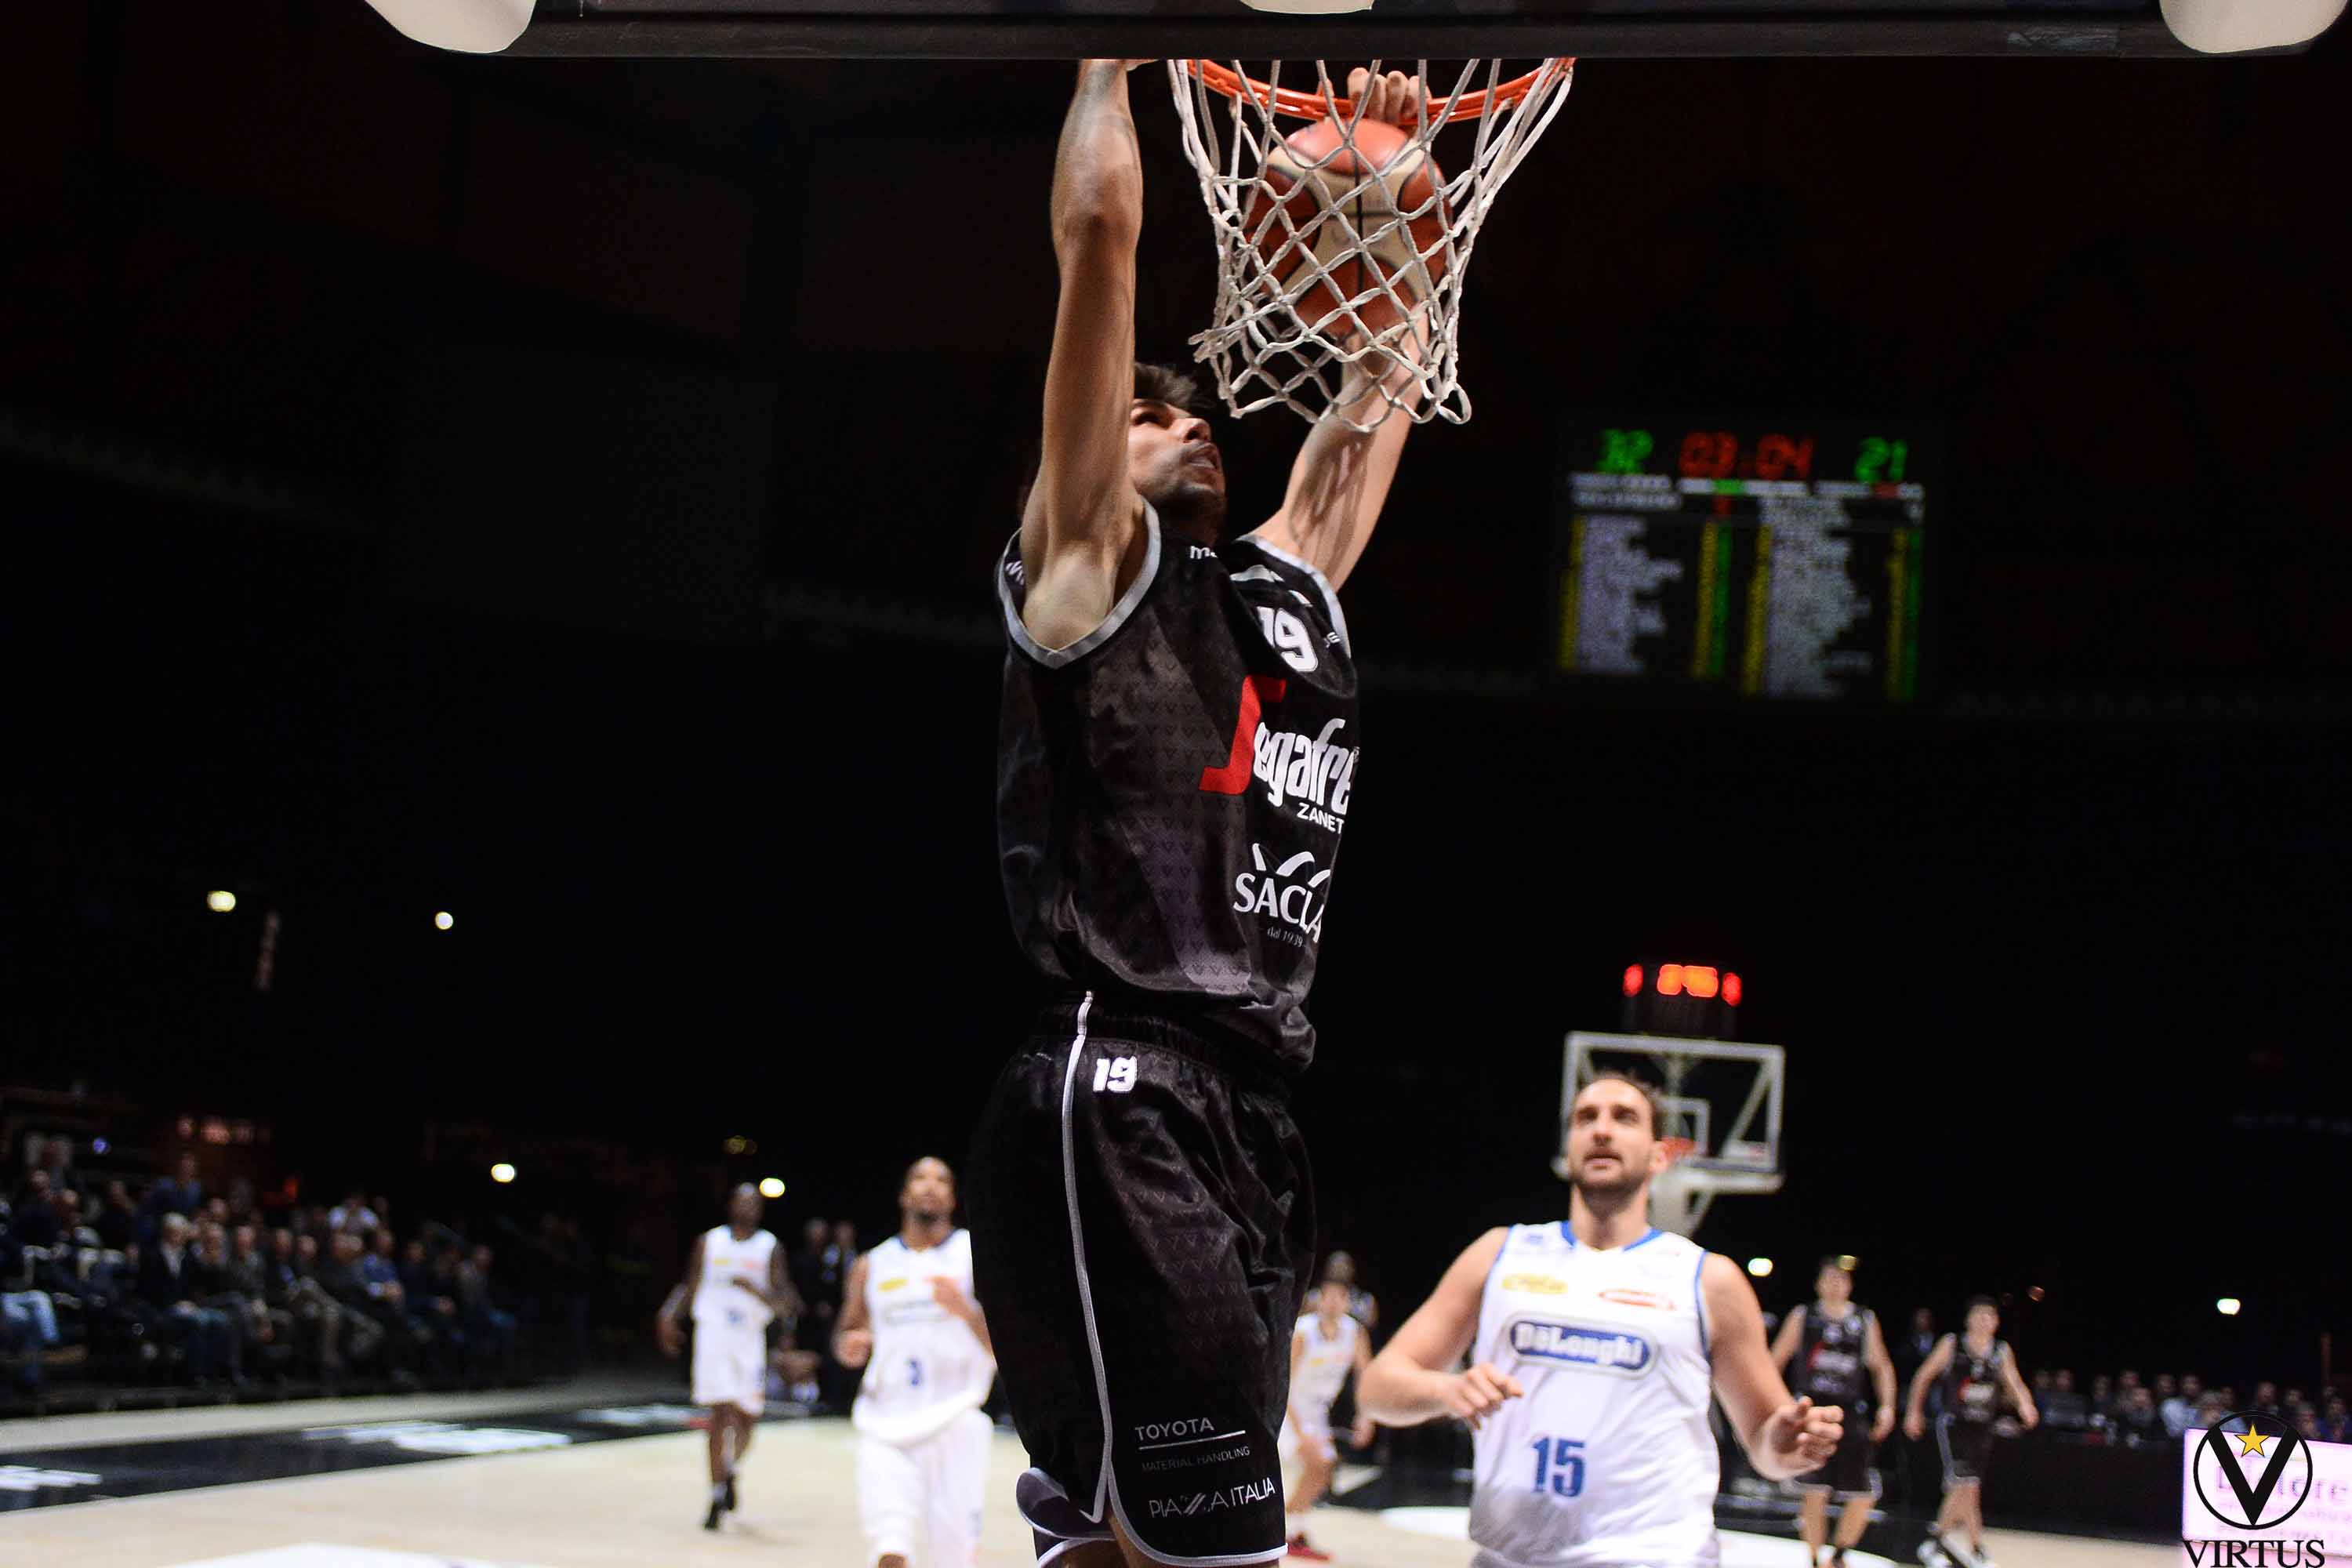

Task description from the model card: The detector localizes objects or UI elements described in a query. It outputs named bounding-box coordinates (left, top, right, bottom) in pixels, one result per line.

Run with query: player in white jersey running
left=656, top=1182, right=797, bottom=1532
left=1281, top=1277, right=1376, bottom=1561
left=834, top=1156, right=996, bottom=1568
left=1359, top=1073, right=1842, bottom=1568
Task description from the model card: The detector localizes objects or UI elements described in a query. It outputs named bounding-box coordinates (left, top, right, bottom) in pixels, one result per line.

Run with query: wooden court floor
left=2, top=1396, right=2181, bottom=1568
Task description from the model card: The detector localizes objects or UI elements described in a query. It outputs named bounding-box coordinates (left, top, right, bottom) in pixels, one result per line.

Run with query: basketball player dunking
left=655, top=1183, right=798, bottom=1531
left=833, top=1157, right=996, bottom=1568
left=1769, top=1258, right=1897, bottom=1566
left=967, top=58, right=1432, bottom=1568
left=1358, top=1075, right=1842, bottom=1568
left=1902, top=1297, right=2037, bottom=1568
left=1279, top=1278, right=1376, bottom=1562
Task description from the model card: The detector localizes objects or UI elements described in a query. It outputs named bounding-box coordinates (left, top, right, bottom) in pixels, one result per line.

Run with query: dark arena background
left=4, top=4, right=2347, bottom=1566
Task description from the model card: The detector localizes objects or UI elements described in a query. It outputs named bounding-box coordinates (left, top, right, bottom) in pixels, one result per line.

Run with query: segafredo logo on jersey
left=1197, top=674, right=1356, bottom=834
left=1234, top=843, right=1332, bottom=946
left=1508, top=1319, right=1657, bottom=1376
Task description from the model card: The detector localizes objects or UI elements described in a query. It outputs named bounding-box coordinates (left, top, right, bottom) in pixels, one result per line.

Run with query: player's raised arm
left=1019, top=58, right=1154, bottom=653
left=1358, top=1228, right=1523, bottom=1429
left=1250, top=68, right=1429, bottom=592
left=1701, top=1252, right=1842, bottom=1481
left=656, top=1232, right=705, bottom=1357
left=1904, top=1333, right=1955, bottom=1439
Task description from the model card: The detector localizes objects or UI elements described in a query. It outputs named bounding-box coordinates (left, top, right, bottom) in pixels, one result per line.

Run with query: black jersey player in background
left=967, top=59, right=1432, bottom=1568
left=1770, top=1258, right=1898, bottom=1567
left=1903, top=1296, right=2038, bottom=1568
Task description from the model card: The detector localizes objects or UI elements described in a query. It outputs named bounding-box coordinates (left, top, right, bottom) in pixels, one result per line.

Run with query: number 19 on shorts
left=1530, top=1436, right=1585, bottom=1498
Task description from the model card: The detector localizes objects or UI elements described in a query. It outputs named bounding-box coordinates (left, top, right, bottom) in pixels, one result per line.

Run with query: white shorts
left=857, top=1407, right=991, bottom=1567
left=691, top=1323, right=767, bottom=1416
left=1279, top=1408, right=1336, bottom=1466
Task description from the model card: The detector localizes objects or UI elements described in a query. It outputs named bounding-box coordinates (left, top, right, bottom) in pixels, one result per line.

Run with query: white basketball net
left=1166, top=59, right=1577, bottom=432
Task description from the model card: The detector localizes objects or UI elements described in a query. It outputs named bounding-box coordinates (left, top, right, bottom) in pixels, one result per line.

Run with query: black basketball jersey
left=1941, top=1335, right=2009, bottom=1425
left=1795, top=1304, right=1875, bottom=1411
left=996, top=506, right=1359, bottom=1074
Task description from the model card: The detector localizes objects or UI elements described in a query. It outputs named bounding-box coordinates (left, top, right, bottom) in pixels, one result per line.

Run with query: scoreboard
left=1552, top=418, right=1939, bottom=706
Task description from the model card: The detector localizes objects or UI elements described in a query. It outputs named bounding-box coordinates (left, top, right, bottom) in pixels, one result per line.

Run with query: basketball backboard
left=454, top=0, right=2344, bottom=58
left=1560, top=1029, right=1785, bottom=1236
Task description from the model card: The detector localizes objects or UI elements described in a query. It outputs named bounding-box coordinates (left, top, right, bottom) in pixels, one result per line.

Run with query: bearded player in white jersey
left=1281, top=1277, right=1377, bottom=1561
left=656, top=1182, right=798, bottom=1532
left=835, top=1156, right=996, bottom=1568
left=1360, top=1074, right=1841, bottom=1568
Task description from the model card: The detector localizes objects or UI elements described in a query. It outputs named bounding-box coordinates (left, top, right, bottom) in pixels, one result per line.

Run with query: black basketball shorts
left=1798, top=1406, right=1876, bottom=1500
left=967, top=993, right=1315, bottom=1566
left=1937, top=1414, right=1994, bottom=1487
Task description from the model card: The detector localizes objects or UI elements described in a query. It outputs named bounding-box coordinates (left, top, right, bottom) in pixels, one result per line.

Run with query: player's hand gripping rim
left=1768, top=1395, right=1845, bottom=1469
left=1341, top=66, right=1432, bottom=129
left=1444, top=1363, right=1526, bottom=1431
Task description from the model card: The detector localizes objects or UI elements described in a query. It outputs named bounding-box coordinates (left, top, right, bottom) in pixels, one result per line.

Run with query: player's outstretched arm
left=655, top=1233, right=705, bottom=1357
left=1358, top=1228, right=1523, bottom=1430
left=1903, top=1333, right=1955, bottom=1439
left=1703, top=1253, right=1841, bottom=1481
left=1019, top=59, right=1154, bottom=654
left=832, top=1253, right=874, bottom=1369
left=1252, top=67, right=1428, bottom=593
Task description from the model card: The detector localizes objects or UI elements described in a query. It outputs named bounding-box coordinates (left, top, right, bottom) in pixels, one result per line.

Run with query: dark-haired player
left=968, top=58, right=1435, bottom=1568
left=1903, top=1296, right=2038, bottom=1568
left=1358, top=1074, right=1842, bottom=1568
left=1770, top=1258, right=1896, bottom=1566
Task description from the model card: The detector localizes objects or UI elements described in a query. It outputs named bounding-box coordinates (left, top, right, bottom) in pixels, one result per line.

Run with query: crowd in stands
left=2028, top=1367, right=2350, bottom=1446
left=0, top=1136, right=580, bottom=1406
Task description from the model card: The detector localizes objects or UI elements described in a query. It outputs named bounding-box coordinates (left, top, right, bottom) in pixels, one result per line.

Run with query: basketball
left=1244, top=115, right=1448, bottom=340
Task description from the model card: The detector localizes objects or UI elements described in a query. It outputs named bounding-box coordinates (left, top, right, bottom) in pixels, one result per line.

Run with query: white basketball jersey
left=852, top=1229, right=995, bottom=1446
left=1292, top=1312, right=1359, bottom=1417
left=691, top=1225, right=778, bottom=1330
left=1469, top=1223, right=1719, bottom=1568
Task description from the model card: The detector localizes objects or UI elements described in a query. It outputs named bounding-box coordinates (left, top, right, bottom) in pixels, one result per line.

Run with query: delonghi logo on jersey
left=1233, top=843, right=1332, bottom=946
left=1508, top=1319, right=1657, bottom=1376
left=1252, top=716, right=1356, bottom=832
left=1147, top=1477, right=1279, bottom=1519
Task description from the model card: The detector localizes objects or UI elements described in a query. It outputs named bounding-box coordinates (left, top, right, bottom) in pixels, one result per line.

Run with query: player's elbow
left=1052, top=183, right=1142, bottom=260
left=1354, top=1356, right=1420, bottom=1425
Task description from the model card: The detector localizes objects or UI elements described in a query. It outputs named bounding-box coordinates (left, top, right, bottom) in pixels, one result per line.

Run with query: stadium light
left=2216, top=1297, right=2241, bottom=1316
left=207, top=891, right=238, bottom=913
left=490, top=1163, right=516, bottom=1184
left=758, top=1177, right=786, bottom=1199
left=434, top=910, right=455, bottom=931
left=1621, top=964, right=1644, bottom=997
left=1747, top=1258, right=1773, bottom=1278
left=2027, top=1285, right=2045, bottom=1301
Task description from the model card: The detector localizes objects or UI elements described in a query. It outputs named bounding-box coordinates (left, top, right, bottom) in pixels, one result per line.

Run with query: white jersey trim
left=1000, top=506, right=1164, bottom=670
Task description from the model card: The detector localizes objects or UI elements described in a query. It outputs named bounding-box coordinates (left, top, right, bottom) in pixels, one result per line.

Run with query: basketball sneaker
left=1287, top=1533, right=1333, bottom=1561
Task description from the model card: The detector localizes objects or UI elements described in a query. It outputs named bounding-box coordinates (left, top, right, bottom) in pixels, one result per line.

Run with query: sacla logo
left=1234, top=844, right=1331, bottom=946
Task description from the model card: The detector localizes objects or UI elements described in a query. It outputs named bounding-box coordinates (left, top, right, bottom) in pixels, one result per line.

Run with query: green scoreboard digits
left=1553, top=418, right=1940, bottom=706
